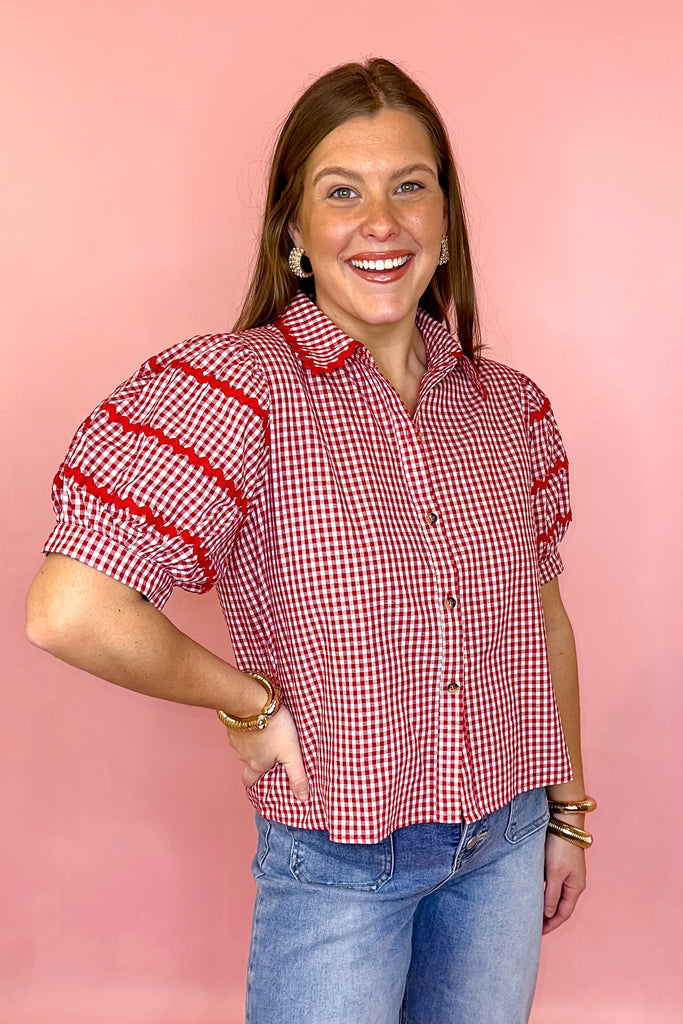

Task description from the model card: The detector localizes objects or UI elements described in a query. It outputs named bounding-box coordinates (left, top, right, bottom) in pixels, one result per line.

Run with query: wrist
left=551, top=810, right=586, bottom=828
left=217, top=672, right=282, bottom=732
left=546, top=793, right=596, bottom=818
left=546, top=817, right=593, bottom=848
left=545, top=790, right=596, bottom=850
left=545, top=782, right=587, bottom=804
left=226, top=672, right=272, bottom=718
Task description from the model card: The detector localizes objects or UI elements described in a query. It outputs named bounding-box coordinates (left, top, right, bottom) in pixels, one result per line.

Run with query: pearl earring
left=288, top=246, right=314, bottom=279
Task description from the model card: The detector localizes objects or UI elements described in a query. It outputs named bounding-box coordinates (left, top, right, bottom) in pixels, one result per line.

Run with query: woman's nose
left=361, top=195, right=399, bottom=240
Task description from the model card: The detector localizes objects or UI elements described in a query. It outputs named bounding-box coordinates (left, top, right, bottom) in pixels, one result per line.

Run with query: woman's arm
left=541, top=576, right=588, bottom=934
left=26, top=553, right=309, bottom=800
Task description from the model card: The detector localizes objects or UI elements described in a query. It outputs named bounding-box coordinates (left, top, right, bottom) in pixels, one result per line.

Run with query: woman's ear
left=288, top=220, right=304, bottom=250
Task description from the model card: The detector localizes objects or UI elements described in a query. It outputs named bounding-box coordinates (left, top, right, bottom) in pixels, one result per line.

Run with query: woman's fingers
left=229, top=706, right=309, bottom=803
left=280, top=748, right=310, bottom=803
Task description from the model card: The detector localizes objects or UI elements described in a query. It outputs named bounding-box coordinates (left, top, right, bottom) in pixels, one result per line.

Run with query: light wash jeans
left=246, top=787, right=548, bottom=1024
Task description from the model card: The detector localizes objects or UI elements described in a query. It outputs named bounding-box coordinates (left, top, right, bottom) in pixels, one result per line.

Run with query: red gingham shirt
left=45, top=292, right=573, bottom=843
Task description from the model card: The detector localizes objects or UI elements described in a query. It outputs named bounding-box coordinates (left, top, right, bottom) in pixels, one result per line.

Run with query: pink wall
left=3, top=1, right=681, bottom=1020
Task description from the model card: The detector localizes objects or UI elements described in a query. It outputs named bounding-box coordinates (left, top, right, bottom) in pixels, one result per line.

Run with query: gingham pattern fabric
left=45, top=292, right=573, bottom=843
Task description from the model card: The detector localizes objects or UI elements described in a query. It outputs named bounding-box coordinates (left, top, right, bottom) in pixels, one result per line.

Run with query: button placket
left=400, top=407, right=463, bottom=736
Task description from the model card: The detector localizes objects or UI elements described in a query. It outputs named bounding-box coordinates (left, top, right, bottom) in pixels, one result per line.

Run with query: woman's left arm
left=541, top=577, right=588, bottom=935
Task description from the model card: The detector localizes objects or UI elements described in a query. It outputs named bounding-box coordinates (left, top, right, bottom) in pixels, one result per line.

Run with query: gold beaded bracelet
left=547, top=817, right=593, bottom=848
left=547, top=796, right=597, bottom=815
left=216, top=672, right=282, bottom=732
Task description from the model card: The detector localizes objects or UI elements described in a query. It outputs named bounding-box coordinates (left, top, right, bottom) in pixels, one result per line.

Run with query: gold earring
left=288, top=246, right=314, bottom=279
left=437, top=235, right=449, bottom=266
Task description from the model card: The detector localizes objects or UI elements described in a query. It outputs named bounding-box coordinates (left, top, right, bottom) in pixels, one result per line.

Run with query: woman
left=26, top=58, right=593, bottom=1023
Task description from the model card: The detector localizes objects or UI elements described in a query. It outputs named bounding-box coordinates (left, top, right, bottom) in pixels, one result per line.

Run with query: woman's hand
left=542, top=830, right=587, bottom=934
left=224, top=705, right=310, bottom=803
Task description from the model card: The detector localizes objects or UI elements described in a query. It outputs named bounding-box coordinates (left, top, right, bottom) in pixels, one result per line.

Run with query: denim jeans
left=245, top=787, right=548, bottom=1023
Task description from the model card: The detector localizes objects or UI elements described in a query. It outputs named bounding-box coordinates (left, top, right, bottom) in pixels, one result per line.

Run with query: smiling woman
left=26, top=57, right=591, bottom=1024
left=288, top=110, right=447, bottom=383
left=234, top=58, right=479, bottom=364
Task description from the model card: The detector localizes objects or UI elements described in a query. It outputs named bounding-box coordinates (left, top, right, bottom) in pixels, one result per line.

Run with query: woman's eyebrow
left=390, top=163, right=438, bottom=181
left=312, top=165, right=363, bottom=186
left=312, top=163, right=438, bottom=187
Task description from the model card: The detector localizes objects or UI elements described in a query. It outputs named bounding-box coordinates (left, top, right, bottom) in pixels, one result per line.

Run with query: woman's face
left=289, top=108, right=447, bottom=345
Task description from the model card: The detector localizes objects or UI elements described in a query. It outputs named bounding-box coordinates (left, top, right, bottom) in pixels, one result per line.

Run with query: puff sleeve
left=524, top=378, right=572, bottom=586
left=43, top=332, right=270, bottom=609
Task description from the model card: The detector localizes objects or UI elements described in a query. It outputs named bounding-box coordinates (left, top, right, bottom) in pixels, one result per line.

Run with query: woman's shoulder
left=477, top=356, right=552, bottom=418
left=109, top=323, right=299, bottom=413
left=143, top=322, right=286, bottom=379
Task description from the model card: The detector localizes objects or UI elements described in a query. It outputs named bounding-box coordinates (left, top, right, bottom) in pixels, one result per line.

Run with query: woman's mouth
left=347, top=253, right=413, bottom=281
left=349, top=254, right=410, bottom=271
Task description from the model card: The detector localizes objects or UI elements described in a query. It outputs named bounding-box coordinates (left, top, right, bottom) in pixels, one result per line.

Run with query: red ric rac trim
left=100, top=403, right=248, bottom=513
left=529, top=397, right=551, bottom=424
left=537, top=510, right=572, bottom=545
left=531, top=456, right=569, bottom=495
left=275, top=317, right=360, bottom=375
left=149, top=355, right=268, bottom=435
left=58, top=465, right=216, bottom=590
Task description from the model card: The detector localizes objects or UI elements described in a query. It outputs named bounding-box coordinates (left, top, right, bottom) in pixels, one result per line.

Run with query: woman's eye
left=330, top=186, right=356, bottom=199
left=397, top=181, right=422, bottom=194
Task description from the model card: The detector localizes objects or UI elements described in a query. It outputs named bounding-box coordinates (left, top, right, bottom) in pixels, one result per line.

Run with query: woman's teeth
left=349, top=255, right=410, bottom=271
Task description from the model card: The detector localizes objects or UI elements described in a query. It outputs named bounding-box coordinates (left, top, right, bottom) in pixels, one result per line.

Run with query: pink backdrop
left=2, top=1, right=682, bottom=1021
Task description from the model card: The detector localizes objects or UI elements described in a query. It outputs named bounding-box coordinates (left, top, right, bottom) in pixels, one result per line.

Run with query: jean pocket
left=504, top=787, right=549, bottom=844
left=251, top=814, right=272, bottom=880
left=287, top=826, right=394, bottom=891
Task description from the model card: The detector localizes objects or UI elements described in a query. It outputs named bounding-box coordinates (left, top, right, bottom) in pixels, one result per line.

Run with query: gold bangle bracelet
left=216, top=672, right=282, bottom=732
left=547, top=817, right=593, bottom=848
left=547, top=796, right=597, bottom=815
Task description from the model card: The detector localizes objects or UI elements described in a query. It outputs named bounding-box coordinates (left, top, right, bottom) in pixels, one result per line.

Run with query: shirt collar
left=274, top=293, right=362, bottom=375
left=275, top=291, right=484, bottom=396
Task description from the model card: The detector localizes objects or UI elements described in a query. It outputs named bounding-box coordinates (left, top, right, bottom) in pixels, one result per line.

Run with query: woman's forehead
left=304, top=109, right=438, bottom=181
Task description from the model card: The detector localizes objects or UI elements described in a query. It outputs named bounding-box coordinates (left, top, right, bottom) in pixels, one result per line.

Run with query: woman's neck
left=314, top=298, right=427, bottom=414
left=363, top=326, right=427, bottom=418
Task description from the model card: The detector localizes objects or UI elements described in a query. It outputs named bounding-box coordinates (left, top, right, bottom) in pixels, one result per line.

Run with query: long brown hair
left=234, top=58, right=480, bottom=362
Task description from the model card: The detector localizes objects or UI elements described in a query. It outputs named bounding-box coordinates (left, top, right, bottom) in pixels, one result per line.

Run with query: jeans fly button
left=465, top=831, right=486, bottom=852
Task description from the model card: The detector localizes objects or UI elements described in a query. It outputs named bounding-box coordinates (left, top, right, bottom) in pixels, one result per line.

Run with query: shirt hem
left=248, top=767, right=574, bottom=844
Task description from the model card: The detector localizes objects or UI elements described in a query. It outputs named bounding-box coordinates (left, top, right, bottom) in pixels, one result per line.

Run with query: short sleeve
left=524, top=379, right=572, bottom=586
left=43, top=332, right=270, bottom=608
